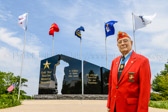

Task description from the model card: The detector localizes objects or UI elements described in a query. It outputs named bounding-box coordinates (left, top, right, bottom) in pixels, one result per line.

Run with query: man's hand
left=107, top=108, right=110, bottom=112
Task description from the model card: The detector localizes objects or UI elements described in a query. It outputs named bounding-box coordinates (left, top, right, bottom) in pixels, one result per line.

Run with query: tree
left=0, top=71, right=28, bottom=96
left=0, top=71, right=7, bottom=94
left=0, top=71, right=30, bottom=109
left=151, top=63, right=168, bottom=100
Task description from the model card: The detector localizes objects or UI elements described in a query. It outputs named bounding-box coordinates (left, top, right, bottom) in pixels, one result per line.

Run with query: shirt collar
left=122, top=50, right=133, bottom=58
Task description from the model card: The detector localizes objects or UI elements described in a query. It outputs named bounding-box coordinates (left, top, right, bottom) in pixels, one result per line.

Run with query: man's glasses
left=117, top=39, right=129, bottom=44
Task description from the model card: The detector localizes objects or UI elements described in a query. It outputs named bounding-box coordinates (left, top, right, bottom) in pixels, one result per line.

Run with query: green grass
left=149, top=100, right=168, bottom=109
left=0, top=96, right=21, bottom=109
left=0, top=94, right=33, bottom=109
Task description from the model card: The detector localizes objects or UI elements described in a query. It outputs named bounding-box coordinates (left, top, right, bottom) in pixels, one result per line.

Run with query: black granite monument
left=38, top=54, right=109, bottom=94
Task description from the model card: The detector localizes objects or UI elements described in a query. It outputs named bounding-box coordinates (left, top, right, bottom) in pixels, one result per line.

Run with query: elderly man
left=107, top=31, right=151, bottom=112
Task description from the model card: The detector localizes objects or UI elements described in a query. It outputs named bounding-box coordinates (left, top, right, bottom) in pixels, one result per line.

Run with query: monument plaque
left=84, top=61, right=102, bottom=94
left=101, top=67, right=110, bottom=94
left=61, top=55, right=82, bottom=94
left=38, top=54, right=109, bottom=95
left=38, top=55, right=60, bottom=94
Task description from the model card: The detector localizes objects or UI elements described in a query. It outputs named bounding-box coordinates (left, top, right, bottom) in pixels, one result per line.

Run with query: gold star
left=43, top=60, right=51, bottom=69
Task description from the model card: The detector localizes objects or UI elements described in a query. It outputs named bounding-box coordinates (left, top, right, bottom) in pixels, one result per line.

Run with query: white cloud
left=41, top=1, right=81, bottom=21
left=0, top=8, right=12, bottom=21
left=0, top=28, right=41, bottom=57
left=22, top=77, right=39, bottom=96
left=0, top=47, right=19, bottom=72
left=0, top=28, right=21, bottom=44
left=0, top=46, right=41, bottom=95
left=151, top=32, right=168, bottom=49
left=120, top=0, right=168, bottom=33
left=0, top=27, right=42, bottom=95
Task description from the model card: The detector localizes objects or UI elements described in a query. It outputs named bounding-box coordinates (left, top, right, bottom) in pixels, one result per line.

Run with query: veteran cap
left=117, top=31, right=130, bottom=41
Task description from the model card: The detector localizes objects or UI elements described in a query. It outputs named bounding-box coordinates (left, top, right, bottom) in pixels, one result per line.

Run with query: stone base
left=34, top=94, right=108, bottom=100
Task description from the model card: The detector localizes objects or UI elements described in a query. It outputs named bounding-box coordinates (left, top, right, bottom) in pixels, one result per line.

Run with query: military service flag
left=133, top=13, right=156, bottom=30
left=75, top=26, right=85, bottom=39
left=49, top=23, right=59, bottom=37
left=18, top=13, right=28, bottom=30
left=105, top=21, right=117, bottom=37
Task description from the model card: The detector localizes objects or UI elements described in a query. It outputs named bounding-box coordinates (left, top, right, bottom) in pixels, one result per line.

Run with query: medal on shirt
left=120, top=64, right=124, bottom=69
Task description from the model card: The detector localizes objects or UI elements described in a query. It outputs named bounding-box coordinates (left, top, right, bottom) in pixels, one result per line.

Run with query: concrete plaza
left=1, top=100, right=168, bottom=112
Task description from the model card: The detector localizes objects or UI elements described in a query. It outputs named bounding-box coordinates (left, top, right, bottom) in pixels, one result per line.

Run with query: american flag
left=7, top=83, right=15, bottom=92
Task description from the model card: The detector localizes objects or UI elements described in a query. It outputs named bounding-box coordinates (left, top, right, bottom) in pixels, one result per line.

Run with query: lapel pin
left=116, top=62, right=118, bottom=64
left=131, top=61, right=133, bottom=63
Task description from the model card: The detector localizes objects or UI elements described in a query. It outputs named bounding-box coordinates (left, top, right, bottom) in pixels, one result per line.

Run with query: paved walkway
left=0, top=100, right=168, bottom=112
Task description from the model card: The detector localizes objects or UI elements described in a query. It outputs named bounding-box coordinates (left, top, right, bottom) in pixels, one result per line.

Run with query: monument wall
left=38, top=54, right=110, bottom=94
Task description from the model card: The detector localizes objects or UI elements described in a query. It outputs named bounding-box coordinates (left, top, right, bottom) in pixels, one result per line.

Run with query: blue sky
left=0, top=0, right=168, bottom=95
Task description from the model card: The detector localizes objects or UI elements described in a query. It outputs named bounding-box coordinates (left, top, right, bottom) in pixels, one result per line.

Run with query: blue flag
left=75, top=26, right=85, bottom=39
left=105, top=21, right=117, bottom=37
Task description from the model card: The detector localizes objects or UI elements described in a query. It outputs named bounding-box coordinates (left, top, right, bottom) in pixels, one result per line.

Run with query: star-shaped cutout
left=43, top=60, right=51, bottom=69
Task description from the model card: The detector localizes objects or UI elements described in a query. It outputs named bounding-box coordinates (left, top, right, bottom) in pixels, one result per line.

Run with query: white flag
left=133, top=13, right=156, bottom=30
left=18, top=13, right=28, bottom=30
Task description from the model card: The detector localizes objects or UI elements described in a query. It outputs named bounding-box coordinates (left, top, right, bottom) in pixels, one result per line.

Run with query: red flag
left=49, top=23, right=59, bottom=36
left=7, top=83, right=15, bottom=92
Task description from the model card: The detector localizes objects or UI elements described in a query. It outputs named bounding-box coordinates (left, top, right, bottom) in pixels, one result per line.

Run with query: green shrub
left=20, top=95, right=33, bottom=99
left=149, top=100, right=168, bottom=109
left=151, top=64, right=168, bottom=101
left=150, top=92, right=166, bottom=101
left=0, top=96, right=21, bottom=109
left=0, top=71, right=30, bottom=109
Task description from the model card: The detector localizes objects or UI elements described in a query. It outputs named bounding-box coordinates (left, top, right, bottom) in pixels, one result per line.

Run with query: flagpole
left=132, top=13, right=136, bottom=52
left=104, top=22, right=108, bottom=68
left=80, top=39, right=84, bottom=95
left=80, top=39, right=81, bottom=60
left=105, top=36, right=108, bottom=68
left=133, top=30, right=136, bottom=52
left=18, top=14, right=28, bottom=100
left=52, top=35, right=54, bottom=56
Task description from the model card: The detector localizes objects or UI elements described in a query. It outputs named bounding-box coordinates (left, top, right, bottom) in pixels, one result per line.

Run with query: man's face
left=117, top=37, right=133, bottom=55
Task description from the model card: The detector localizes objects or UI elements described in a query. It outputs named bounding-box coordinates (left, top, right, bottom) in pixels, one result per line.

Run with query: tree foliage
left=151, top=63, right=168, bottom=101
left=0, top=71, right=31, bottom=109
left=0, top=71, right=28, bottom=96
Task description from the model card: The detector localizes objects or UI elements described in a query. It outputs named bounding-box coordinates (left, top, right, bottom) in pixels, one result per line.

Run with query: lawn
left=149, top=100, right=168, bottom=109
